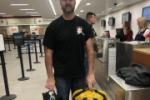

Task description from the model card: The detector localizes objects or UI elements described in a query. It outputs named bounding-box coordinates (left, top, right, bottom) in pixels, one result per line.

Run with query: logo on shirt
left=76, top=26, right=85, bottom=35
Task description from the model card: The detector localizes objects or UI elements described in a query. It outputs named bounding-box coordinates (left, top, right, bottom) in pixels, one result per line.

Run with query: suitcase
left=73, top=89, right=107, bottom=100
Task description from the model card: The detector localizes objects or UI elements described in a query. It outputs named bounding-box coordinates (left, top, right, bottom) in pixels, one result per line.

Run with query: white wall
left=97, top=0, right=150, bottom=38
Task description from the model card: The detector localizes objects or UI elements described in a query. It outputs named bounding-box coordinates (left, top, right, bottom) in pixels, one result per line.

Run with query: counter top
left=134, top=48, right=150, bottom=55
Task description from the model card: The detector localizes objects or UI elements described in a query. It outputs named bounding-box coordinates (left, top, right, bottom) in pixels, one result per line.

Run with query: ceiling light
left=10, top=4, right=29, bottom=6
left=108, top=8, right=112, bottom=11
left=75, top=0, right=82, bottom=10
left=76, top=14, right=80, bottom=16
left=116, top=2, right=123, bottom=7
left=30, top=15, right=41, bottom=16
left=80, top=10, right=84, bottom=13
left=26, top=12, right=39, bottom=14
left=48, top=0, right=57, bottom=16
left=5, top=15, right=14, bottom=17
left=0, top=13, right=6, bottom=15
left=86, top=2, right=91, bottom=6
left=19, top=9, right=35, bottom=11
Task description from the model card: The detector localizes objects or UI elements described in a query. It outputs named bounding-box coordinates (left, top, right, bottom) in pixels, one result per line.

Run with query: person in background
left=135, top=17, right=150, bottom=41
left=43, top=0, right=96, bottom=100
left=86, top=12, right=97, bottom=36
left=123, top=21, right=133, bottom=41
left=86, top=12, right=98, bottom=52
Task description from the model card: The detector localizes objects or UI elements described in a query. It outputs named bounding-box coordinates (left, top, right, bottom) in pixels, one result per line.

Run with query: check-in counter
left=107, top=41, right=150, bottom=100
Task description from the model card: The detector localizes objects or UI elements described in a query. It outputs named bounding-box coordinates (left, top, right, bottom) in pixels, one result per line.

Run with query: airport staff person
left=43, top=0, right=96, bottom=100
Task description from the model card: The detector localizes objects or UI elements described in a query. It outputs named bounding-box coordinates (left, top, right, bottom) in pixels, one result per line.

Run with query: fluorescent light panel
left=48, top=0, right=57, bottom=16
left=26, top=12, right=39, bottom=14
left=80, top=10, right=84, bottom=13
left=20, top=9, right=35, bottom=11
left=116, top=2, right=123, bottom=7
left=75, top=0, right=82, bottom=10
left=86, top=2, right=91, bottom=6
left=0, top=13, right=6, bottom=15
left=10, top=4, right=29, bottom=6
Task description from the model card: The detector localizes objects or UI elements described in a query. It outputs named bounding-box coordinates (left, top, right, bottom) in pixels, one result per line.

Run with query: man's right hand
left=45, top=78, right=55, bottom=91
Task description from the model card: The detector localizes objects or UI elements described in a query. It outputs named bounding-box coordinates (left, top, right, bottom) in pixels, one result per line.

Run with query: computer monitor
left=116, top=28, right=124, bottom=41
left=122, top=12, right=131, bottom=23
left=108, top=17, right=115, bottom=26
left=101, top=20, right=106, bottom=27
left=142, top=6, right=150, bottom=21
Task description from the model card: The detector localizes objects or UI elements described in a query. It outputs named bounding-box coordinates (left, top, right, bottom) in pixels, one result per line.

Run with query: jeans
left=55, top=77, right=87, bottom=100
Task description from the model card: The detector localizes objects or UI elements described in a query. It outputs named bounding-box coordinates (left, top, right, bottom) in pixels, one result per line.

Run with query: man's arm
left=44, top=46, right=55, bottom=90
left=86, top=38, right=96, bottom=89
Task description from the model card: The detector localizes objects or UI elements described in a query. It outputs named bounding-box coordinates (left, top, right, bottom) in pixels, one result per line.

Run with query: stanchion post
left=27, top=43, right=35, bottom=71
left=0, top=52, right=16, bottom=100
left=39, top=39, right=44, bottom=57
left=8, top=39, right=11, bottom=51
left=18, top=45, right=29, bottom=81
left=34, top=39, right=40, bottom=64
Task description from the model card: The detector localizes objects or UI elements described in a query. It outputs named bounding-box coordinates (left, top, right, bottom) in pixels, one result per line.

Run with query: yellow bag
left=72, top=89, right=107, bottom=100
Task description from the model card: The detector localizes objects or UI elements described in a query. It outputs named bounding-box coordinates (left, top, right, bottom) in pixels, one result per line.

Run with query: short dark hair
left=86, top=12, right=96, bottom=19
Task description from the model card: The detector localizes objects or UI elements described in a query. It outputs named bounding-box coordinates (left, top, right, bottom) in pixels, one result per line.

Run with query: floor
left=0, top=44, right=47, bottom=100
left=0, top=44, right=104, bottom=100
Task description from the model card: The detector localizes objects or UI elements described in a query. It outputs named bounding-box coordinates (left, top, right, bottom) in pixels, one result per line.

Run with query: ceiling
left=0, top=0, right=146, bottom=20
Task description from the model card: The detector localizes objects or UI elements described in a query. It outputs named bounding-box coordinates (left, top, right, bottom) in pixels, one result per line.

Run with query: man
left=86, top=12, right=98, bottom=53
left=43, top=0, right=96, bottom=100
left=86, top=12, right=97, bottom=37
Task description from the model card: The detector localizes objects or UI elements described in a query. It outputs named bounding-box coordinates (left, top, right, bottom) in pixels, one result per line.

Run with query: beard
left=62, top=4, right=74, bottom=15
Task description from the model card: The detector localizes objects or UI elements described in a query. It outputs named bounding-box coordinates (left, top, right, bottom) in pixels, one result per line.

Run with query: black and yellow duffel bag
left=73, top=89, right=108, bottom=100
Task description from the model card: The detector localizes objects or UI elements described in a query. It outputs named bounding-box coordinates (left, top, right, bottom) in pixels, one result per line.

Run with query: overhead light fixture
left=80, top=10, right=84, bottom=13
left=0, top=13, right=6, bottom=15
left=108, top=8, right=112, bottom=11
left=30, top=15, right=41, bottom=16
left=75, top=0, right=82, bottom=10
left=10, top=4, right=29, bottom=6
left=48, top=0, right=57, bottom=16
left=26, top=12, right=39, bottom=14
left=86, top=2, right=91, bottom=6
left=19, top=9, right=35, bottom=11
left=5, top=15, right=14, bottom=17
left=116, top=2, right=123, bottom=7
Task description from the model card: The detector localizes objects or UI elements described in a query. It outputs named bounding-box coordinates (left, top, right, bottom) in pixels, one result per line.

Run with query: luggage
left=42, top=91, right=61, bottom=100
left=73, top=89, right=107, bottom=100
left=117, top=64, right=150, bottom=87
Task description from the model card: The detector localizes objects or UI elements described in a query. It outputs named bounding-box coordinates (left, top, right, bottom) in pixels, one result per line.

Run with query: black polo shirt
left=43, top=16, right=93, bottom=78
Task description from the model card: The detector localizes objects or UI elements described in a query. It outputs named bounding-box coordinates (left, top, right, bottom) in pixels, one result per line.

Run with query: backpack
left=72, top=89, right=107, bottom=100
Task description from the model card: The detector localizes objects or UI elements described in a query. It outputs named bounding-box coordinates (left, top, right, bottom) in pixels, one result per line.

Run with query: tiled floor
left=0, top=44, right=105, bottom=100
left=0, top=45, right=47, bottom=100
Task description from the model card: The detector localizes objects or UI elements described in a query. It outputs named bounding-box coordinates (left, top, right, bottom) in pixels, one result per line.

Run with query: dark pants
left=55, top=77, right=87, bottom=100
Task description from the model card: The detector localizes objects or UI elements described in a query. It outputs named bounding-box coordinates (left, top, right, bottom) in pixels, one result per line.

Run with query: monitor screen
left=142, top=6, right=150, bottom=21
left=122, top=12, right=131, bottom=23
left=101, top=20, right=106, bottom=27
left=108, top=17, right=115, bottom=26
left=116, top=28, right=124, bottom=41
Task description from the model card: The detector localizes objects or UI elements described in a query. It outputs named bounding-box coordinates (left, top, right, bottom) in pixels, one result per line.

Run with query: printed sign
left=0, top=34, right=5, bottom=51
